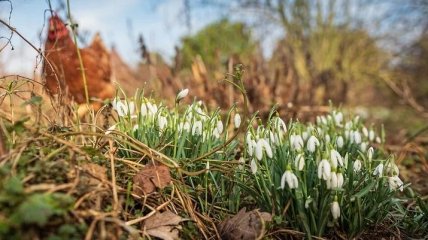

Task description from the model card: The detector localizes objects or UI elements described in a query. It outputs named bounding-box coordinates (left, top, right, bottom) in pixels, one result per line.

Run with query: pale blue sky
left=0, top=0, right=225, bottom=75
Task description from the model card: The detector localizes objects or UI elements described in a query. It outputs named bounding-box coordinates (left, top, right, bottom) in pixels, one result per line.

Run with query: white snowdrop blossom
left=318, top=159, right=331, bottom=180
left=331, top=200, right=341, bottom=220
left=250, top=158, right=258, bottom=174
left=140, top=102, right=148, bottom=116
left=255, top=140, right=264, bottom=160
left=302, top=131, right=309, bottom=141
left=388, top=176, right=404, bottom=191
left=305, top=197, right=313, bottom=209
left=294, top=153, right=305, bottom=171
left=354, top=131, right=362, bottom=144
left=234, top=114, right=241, bottom=129
left=114, top=100, right=134, bottom=117
left=192, top=121, right=203, bottom=136
left=290, top=134, right=304, bottom=151
left=325, top=134, right=331, bottom=143
left=353, top=159, right=362, bottom=172
left=376, top=136, right=382, bottom=143
left=333, top=111, right=343, bottom=126
left=373, top=163, right=384, bottom=177
left=360, top=142, right=368, bottom=152
left=369, top=130, right=375, bottom=141
left=327, top=172, right=338, bottom=189
left=362, top=127, right=369, bottom=137
left=330, top=149, right=344, bottom=168
left=255, top=139, right=273, bottom=160
left=158, top=116, right=168, bottom=131
left=280, top=169, right=299, bottom=189
left=307, top=136, right=320, bottom=153
left=336, top=136, right=344, bottom=148
left=212, top=128, right=221, bottom=139
left=176, top=88, right=189, bottom=101
left=275, top=117, right=287, bottom=133
left=216, top=120, right=224, bottom=134
left=367, top=147, right=374, bottom=162
left=385, top=162, right=400, bottom=176
left=337, top=172, right=344, bottom=188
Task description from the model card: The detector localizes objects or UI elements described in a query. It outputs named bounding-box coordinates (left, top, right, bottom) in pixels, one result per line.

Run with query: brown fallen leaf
left=143, top=210, right=184, bottom=240
left=133, top=162, right=171, bottom=195
left=218, top=208, right=272, bottom=240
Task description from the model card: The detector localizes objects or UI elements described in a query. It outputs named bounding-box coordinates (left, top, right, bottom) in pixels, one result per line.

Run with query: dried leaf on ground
left=133, top=162, right=171, bottom=195
left=218, top=208, right=272, bottom=240
left=143, top=210, right=184, bottom=240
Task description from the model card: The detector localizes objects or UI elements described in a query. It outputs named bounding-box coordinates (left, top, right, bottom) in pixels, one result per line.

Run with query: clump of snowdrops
left=107, top=87, right=405, bottom=238
left=244, top=109, right=405, bottom=238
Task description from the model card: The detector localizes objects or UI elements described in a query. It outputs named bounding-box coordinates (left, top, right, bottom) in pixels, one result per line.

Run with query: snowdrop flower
left=176, top=88, right=189, bottom=102
left=140, top=102, right=148, bottom=116
left=353, top=159, right=362, bottom=172
left=192, top=121, right=203, bottom=136
left=360, top=142, right=367, bottom=152
left=321, top=116, right=328, bottom=125
left=325, top=134, right=331, bottom=143
left=305, top=196, right=313, bottom=209
left=274, top=117, right=287, bottom=133
left=330, top=149, right=344, bottom=168
left=246, top=134, right=254, bottom=156
left=250, top=159, right=258, bottom=174
left=336, top=136, right=344, bottom=148
left=302, top=131, right=309, bottom=141
left=294, top=153, right=305, bottom=171
left=290, top=134, right=304, bottom=151
left=333, top=111, right=343, bottom=126
left=388, top=175, right=404, bottom=191
left=373, top=163, right=384, bottom=177
left=369, top=130, right=375, bottom=141
left=337, top=172, right=344, bottom=188
left=385, top=161, right=400, bottom=176
left=327, top=172, right=338, bottom=189
left=146, top=102, right=158, bottom=115
left=367, top=147, right=374, bottom=162
left=158, top=116, right=168, bottom=131
left=255, top=139, right=273, bottom=160
left=212, top=128, right=221, bottom=139
left=354, top=131, right=362, bottom=144
left=216, top=120, right=224, bottom=134
left=331, top=198, right=340, bottom=220
left=280, top=168, right=299, bottom=189
left=114, top=100, right=134, bottom=117
left=307, top=136, right=320, bottom=153
left=318, top=159, right=331, bottom=180
left=234, top=113, right=241, bottom=129
left=376, top=136, right=382, bottom=144
left=183, top=122, right=191, bottom=132
left=362, top=127, right=369, bottom=137
left=345, top=121, right=352, bottom=130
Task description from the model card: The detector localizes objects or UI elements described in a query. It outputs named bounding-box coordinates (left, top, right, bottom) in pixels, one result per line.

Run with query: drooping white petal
left=318, top=159, right=331, bottom=180
left=176, top=88, right=189, bottom=101
left=250, top=158, right=258, bottom=174
left=337, top=136, right=344, bottom=148
left=234, top=114, right=241, bottom=129
left=294, top=154, right=305, bottom=171
left=353, top=159, right=362, bottom=172
left=388, top=176, right=404, bottom=191
left=307, top=136, right=320, bottom=153
left=331, top=201, right=340, bottom=220
left=373, top=163, right=384, bottom=177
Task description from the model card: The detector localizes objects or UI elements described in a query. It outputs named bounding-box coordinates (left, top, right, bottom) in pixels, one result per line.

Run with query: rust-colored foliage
left=133, top=162, right=172, bottom=195
left=218, top=208, right=272, bottom=240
